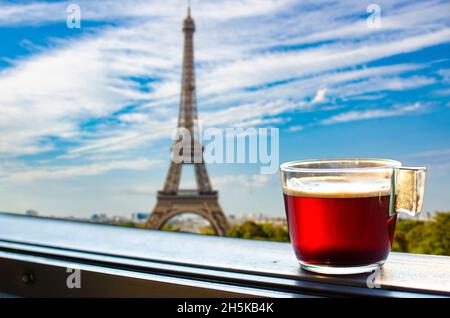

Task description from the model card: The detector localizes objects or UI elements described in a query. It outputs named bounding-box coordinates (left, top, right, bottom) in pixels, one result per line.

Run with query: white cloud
left=118, top=185, right=160, bottom=197
left=3, top=158, right=161, bottom=183
left=213, top=174, right=270, bottom=189
left=311, top=88, right=327, bottom=104
left=287, top=125, right=304, bottom=132
left=0, top=0, right=296, bottom=26
left=437, top=69, right=450, bottom=82
left=118, top=113, right=151, bottom=123
left=434, top=88, right=450, bottom=96
left=320, top=102, right=424, bottom=125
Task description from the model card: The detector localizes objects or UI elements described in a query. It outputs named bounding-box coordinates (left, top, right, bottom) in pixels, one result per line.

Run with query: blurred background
left=0, top=0, right=448, bottom=254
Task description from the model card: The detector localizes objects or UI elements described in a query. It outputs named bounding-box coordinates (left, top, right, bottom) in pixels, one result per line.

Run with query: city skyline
left=0, top=0, right=449, bottom=218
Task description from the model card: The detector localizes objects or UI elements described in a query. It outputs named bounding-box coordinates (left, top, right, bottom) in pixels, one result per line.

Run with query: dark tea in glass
left=280, top=159, right=426, bottom=274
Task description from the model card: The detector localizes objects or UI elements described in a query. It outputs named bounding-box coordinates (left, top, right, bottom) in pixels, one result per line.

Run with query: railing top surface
left=0, top=212, right=448, bottom=295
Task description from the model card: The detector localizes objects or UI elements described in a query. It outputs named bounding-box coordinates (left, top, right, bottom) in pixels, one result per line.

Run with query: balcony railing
left=0, top=212, right=448, bottom=297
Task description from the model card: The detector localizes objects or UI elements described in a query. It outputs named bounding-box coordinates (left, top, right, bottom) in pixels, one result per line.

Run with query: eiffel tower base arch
left=146, top=191, right=229, bottom=236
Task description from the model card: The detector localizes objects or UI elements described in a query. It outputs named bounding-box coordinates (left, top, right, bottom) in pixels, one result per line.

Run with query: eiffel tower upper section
left=160, top=7, right=214, bottom=195
left=176, top=8, right=202, bottom=154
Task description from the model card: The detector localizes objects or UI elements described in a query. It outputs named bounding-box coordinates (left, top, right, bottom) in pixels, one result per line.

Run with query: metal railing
left=0, top=213, right=448, bottom=297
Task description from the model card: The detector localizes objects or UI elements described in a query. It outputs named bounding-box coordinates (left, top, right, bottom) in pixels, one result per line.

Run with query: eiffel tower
left=146, top=7, right=229, bottom=236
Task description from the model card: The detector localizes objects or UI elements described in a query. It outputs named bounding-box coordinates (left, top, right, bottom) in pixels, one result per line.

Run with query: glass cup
left=280, top=159, right=426, bottom=275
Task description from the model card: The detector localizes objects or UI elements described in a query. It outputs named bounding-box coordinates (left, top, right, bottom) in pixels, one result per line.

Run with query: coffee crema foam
left=283, top=176, right=391, bottom=198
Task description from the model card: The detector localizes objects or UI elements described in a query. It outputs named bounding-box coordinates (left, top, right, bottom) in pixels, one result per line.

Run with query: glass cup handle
left=392, top=167, right=427, bottom=217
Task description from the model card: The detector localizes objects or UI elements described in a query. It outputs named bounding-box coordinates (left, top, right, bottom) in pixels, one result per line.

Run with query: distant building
left=25, top=210, right=39, bottom=217
left=111, top=215, right=132, bottom=224
left=90, top=213, right=109, bottom=223
left=132, top=212, right=150, bottom=223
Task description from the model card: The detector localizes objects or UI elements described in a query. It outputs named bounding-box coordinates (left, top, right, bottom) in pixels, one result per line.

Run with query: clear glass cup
left=280, top=159, right=426, bottom=275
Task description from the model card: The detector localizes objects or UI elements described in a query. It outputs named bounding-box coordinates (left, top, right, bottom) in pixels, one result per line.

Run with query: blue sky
left=0, top=0, right=449, bottom=218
